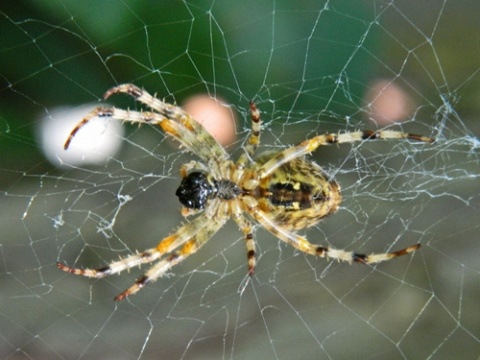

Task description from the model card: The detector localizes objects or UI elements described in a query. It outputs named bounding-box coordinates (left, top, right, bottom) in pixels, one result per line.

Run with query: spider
left=57, top=84, right=433, bottom=301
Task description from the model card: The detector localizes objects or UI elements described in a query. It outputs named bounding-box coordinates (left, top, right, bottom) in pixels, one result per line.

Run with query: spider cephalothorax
left=58, top=84, right=433, bottom=301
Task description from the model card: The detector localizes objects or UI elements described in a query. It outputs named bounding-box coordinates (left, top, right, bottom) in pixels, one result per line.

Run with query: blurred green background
left=4, top=1, right=479, bottom=174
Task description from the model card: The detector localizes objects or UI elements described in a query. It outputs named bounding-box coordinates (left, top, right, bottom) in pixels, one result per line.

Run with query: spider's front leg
left=258, top=130, right=434, bottom=178
left=63, top=107, right=167, bottom=150
left=63, top=107, right=111, bottom=150
left=104, top=84, right=230, bottom=164
left=237, top=101, right=262, bottom=170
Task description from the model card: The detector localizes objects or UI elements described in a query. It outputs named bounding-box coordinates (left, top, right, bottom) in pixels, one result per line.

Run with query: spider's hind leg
left=243, top=197, right=420, bottom=265
left=114, top=213, right=228, bottom=301
left=57, top=213, right=215, bottom=280
left=351, top=244, right=420, bottom=264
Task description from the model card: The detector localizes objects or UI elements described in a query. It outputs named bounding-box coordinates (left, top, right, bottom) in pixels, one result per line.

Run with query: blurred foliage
left=1, top=1, right=479, bottom=175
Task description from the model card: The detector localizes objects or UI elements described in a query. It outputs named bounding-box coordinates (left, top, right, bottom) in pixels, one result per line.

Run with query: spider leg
left=57, top=212, right=212, bottom=278
left=64, top=107, right=174, bottom=150
left=179, top=160, right=209, bottom=178
left=64, top=85, right=230, bottom=174
left=242, top=196, right=420, bottom=264
left=230, top=200, right=256, bottom=275
left=114, top=213, right=228, bottom=301
left=258, top=130, right=434, bottom=178
left=64, top=107, right=113, bottom=150
left=104, top=84, right=230, bottom=163
left=237, top=101, right=262, bottom=167
left=64, top=107, right=225, bottom=169
left=245, top=101, right=262, bottom=156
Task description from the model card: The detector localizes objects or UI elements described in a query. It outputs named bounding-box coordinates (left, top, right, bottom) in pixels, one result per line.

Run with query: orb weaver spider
left=57, top=84, right=433, bottom=301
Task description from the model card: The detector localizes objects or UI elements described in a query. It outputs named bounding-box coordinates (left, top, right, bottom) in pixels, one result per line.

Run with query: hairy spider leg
left=57, top=210, right=215, bottom=279
left=64, top=107, right=172, bottom=149
left=114, top=209, right=228, bottom=301
left=258, top=130, right=434, bottom=179
left=104, top=84, right=230, bottom=163
left=237, top=101, right=262, bottom=167
left=230, top=200, right=256, bottom=274
left=245, top=101, right=262, bottom=157
left=241, top=196, right=420, bottom=264
left=64, top=86, right=230, bottom=175
left=64, top=107, right=226, bottom=174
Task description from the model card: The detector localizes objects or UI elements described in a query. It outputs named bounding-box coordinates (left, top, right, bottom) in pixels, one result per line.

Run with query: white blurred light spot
left=38, top=106, right=124, bottom=168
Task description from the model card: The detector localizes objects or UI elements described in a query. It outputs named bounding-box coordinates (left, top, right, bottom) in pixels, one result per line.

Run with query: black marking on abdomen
left=268, top=182, right=321, bottom=210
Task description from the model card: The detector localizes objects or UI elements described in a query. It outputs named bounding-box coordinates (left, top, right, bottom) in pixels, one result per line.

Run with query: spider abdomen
left=254, top=156, right=342, bottom=231
left=268, top=182, right=317, bottom=210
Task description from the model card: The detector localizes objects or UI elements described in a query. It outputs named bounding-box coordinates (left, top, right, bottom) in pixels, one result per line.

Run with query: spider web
left=1, top=1, right=480, bottom=359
